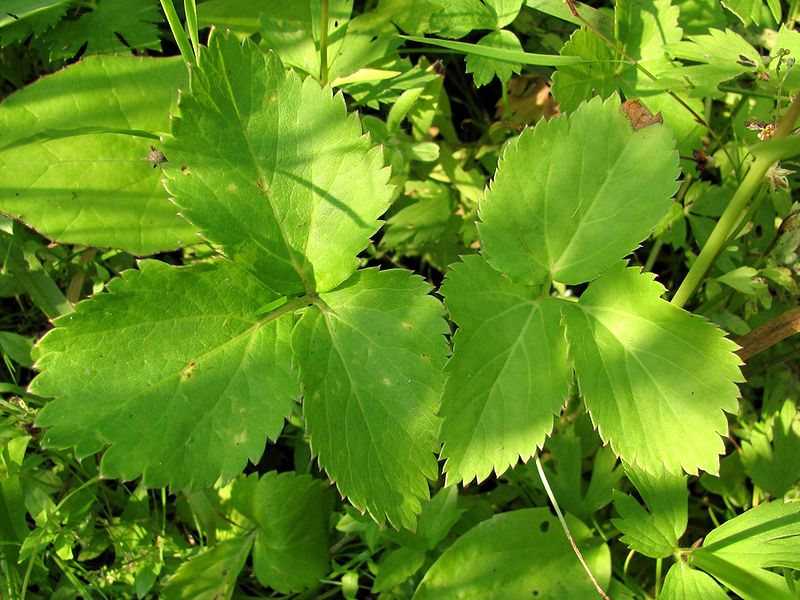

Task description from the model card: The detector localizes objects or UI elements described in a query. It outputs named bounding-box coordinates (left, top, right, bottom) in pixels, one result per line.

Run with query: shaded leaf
left=660, top=564, right=729, bottom=600
left=741, top=400, right=800, bottom=497
left=465, top=29, right=523, bottom=87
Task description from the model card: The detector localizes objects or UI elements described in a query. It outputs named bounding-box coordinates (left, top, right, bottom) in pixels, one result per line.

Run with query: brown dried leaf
left=620, top=99, right=663, bottom=131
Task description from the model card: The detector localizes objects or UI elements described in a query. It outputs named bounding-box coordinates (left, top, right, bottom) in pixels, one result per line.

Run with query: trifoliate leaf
left=562, top=264, right=743, bottom=475
left=0, top=55, right=195, bottom=254
left=551, top=29, right=617, bottom=112
left=439, top=255, right=570, bottom=485
left=45, top=0, right=162, bottom=60
left=691, top=501, right=800, bottom=599
left=32, top=259, right=297, bottom=489
left=612, top=467, right=688, bottom=558
left=667, top=29, right=763, bottom=97
left=741, top=400, right=800, bottom=497
left=479, top=95, right=680, bottom=286
left=465, top=30, right=523, bottom=87
left=413, top=508, right=611, bottom=599
left=660, top=564, right=729, bottom=600
left=163, top=31, right=391, bottom=295
left=162, top=534, right=254, bottom=600
left=293, top=269, right=448, bottom=529
left=233, top=472, right=330, bottom=593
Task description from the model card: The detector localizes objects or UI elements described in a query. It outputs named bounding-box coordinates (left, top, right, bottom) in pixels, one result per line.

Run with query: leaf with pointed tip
left=478, top=95, right=680, bottom=286
left=562, top=264, right=743, bottom=475
left=233, top=472, right=331, bottom=593
left=660, top=564, right=729, bottom=600
left=0, top=55, right=195, bottom=254
left=293, top=269, right=448, bottom=529
left=163, top=31, right=391, bottom=295
left=31, top=259, right=297, bottom=489
left=465, top=30, right=523, bottom=87
left=413, top=508, right=611, bottom=599
left=439, top=255, right=570, bottom=485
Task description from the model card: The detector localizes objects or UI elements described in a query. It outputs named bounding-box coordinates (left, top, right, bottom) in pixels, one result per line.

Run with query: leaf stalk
left=160, top=0, right=197, bottom=66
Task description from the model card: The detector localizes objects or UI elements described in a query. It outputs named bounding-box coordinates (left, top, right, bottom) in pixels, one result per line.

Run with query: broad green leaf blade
left=464, top=30, right=523, bottom=87
left=562, top=264, right=743, bottom=475
left=479, top=95, right=680, bottom=286
left=690, top=551, right=796, bottom=600
left=163, top=31, right=391, bottom=295
left=486, top=0, right=524, bottom=27
left=293, top=269, right=448, bottom=528
left=427, top=0, right=496, bottom=38
left=401, top=35, right=583, bottom=66
left=0, top=55, right=195, bottom=254
left=31, top=259, right=297, bottom=489
left=741, top=401, right=800, bottom=497
left=439, top=255, right=571, bottom=485
left=0, top=0, right=70, bottom=28
left=233, top=472, right=330, bottom=593
left=660, top=564, right=729, bottom=600
left=372, top=547, right=427, bottom=593
left=413, top=508, right=611, bottom=599
left=162, top=534, right=254, bottom=600
left=197, top=0, right=271, bottom=35
left=611, top=467, right=688, bottom=558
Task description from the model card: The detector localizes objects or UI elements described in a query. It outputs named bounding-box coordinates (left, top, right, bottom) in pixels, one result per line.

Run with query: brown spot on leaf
left=620, top=99, right=663, bottom=131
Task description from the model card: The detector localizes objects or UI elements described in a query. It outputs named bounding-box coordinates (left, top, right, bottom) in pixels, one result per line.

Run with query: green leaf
left=660, top=564, right=729, bottom=600
left=0, top=55, right=195, bottom=254
left=45, top=0, right=162, bottom=60
left=0, top=1, right=68, bottom=47
left=612, top=467, right=688, bottom=558
left=485, top=0, right=524, bottom=27
left=0, top=331, right=33, bottom=367
left=31, top=259, right=297, bottom=489
left=438, top=255, right=571, bottom=485
left=465, top=30, right=523, bottom=87
left=692, top=503, right=800, bottom=600
left=741, top=401, right=800, bottom=497
left=162, top=534, right=254, bottom=600
left=0, top=0, right=70, bottom=28
left=163, top=31, right=391, bottom=295
left=721, top=0, right=779, bottom=26
left=427, top=0, right=496, bottom=38
left=233, top=472, right=330, bottom=593
left=551, top=29, right=617, bottom=112
left=402, top=35, right=583, bottom=66
left=668, top=29, right=763, bottom=97
left=372, top=546, right=427, bottom=593
left=479, top=95, right=680, bottom=286
left=197, top=0, right=271, bottom=35
left=413, top=508, right=611, bottom=599
left=562, top=264, right=743, bottom=475
left=293, top=268, right=448, bottom=529
left=378, top=0, right=440, bottom=35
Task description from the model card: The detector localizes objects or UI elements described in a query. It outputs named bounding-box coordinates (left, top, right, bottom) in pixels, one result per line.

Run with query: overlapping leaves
left=32, top=31, right=447, bottom=529
left=441, top=95, right=743, bottom=484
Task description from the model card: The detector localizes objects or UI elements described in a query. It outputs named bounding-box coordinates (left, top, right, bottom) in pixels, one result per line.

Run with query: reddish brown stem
left=736, top=306, right=800, bottom=361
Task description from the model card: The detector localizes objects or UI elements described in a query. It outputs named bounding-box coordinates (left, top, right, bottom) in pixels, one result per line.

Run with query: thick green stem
left=160, top=0, right=196, bottom=66
left=319, top=0, right=330, bottom=84
left=671, top=90, right=800, bottom=308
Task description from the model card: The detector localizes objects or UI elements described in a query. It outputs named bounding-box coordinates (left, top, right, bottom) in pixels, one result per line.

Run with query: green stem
left=535, top=455, right=610, bottom=599
left=671, top=89, right=800, bottom=308
left=183, top=0, right=199, bottom=57
left=319, top=0, right=330, bottom=85
left=655, top=557, right=663, bottom=597
left=160, top=0, right=196, bottom=66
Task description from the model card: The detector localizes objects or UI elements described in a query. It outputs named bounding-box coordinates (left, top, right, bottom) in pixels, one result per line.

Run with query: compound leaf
left=478, top=95, right=680, bottom=286
left=413, top=508, right=611, bottom=599
left=562, top=264, right=743, bottom=475
left=741, top=400, right=800, bottom=497
left=465, top=29, right=523, bottom=87
left=612, top=467, right=688, bottom=558
left=293, top=268, right=448, bottom=529
left=0, top=55, right=194, bottom=254
left=233, top=472, right=330, bottom=593
left=32, top=259, right=297, bottom=489
left=163, top=31, right=391, bottom=295
left=439, top=255, right=570, bottom=485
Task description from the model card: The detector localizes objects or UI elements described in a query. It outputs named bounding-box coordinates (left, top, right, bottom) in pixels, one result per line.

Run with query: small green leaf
left=0, top=331, right=33, bottom=368
left=32, top=259, right=297, bottom=489
left=162, top=534, right=254, bottom=600
left=439, top=255, right=570, bottom=485
left=0, top=55, right=194, bottom=254
left=479, top=95, right=680, bottom=286
left=485, top=0, right=524, bottom=27
left=372, top=547, right=427, bottom=593
left=293, top=269, right=448, bottom=528
left=465, top=30, right=523, bottom=87
left=233, top=472, right=330, bottom=593
left=741, top=401, right=800, bottom=497
left=660, top=564, right=729, bottom=600
left=427, top=0, right=496, bottom=38
left=612, top=467, right=688, bottom=558
left=413, top=508, right=611, bottom=599
left=562, top=264, right=743, bottom=475
left=163, top=31, right=391, bottom=295
left=551, top=29, right=617, bottom=112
